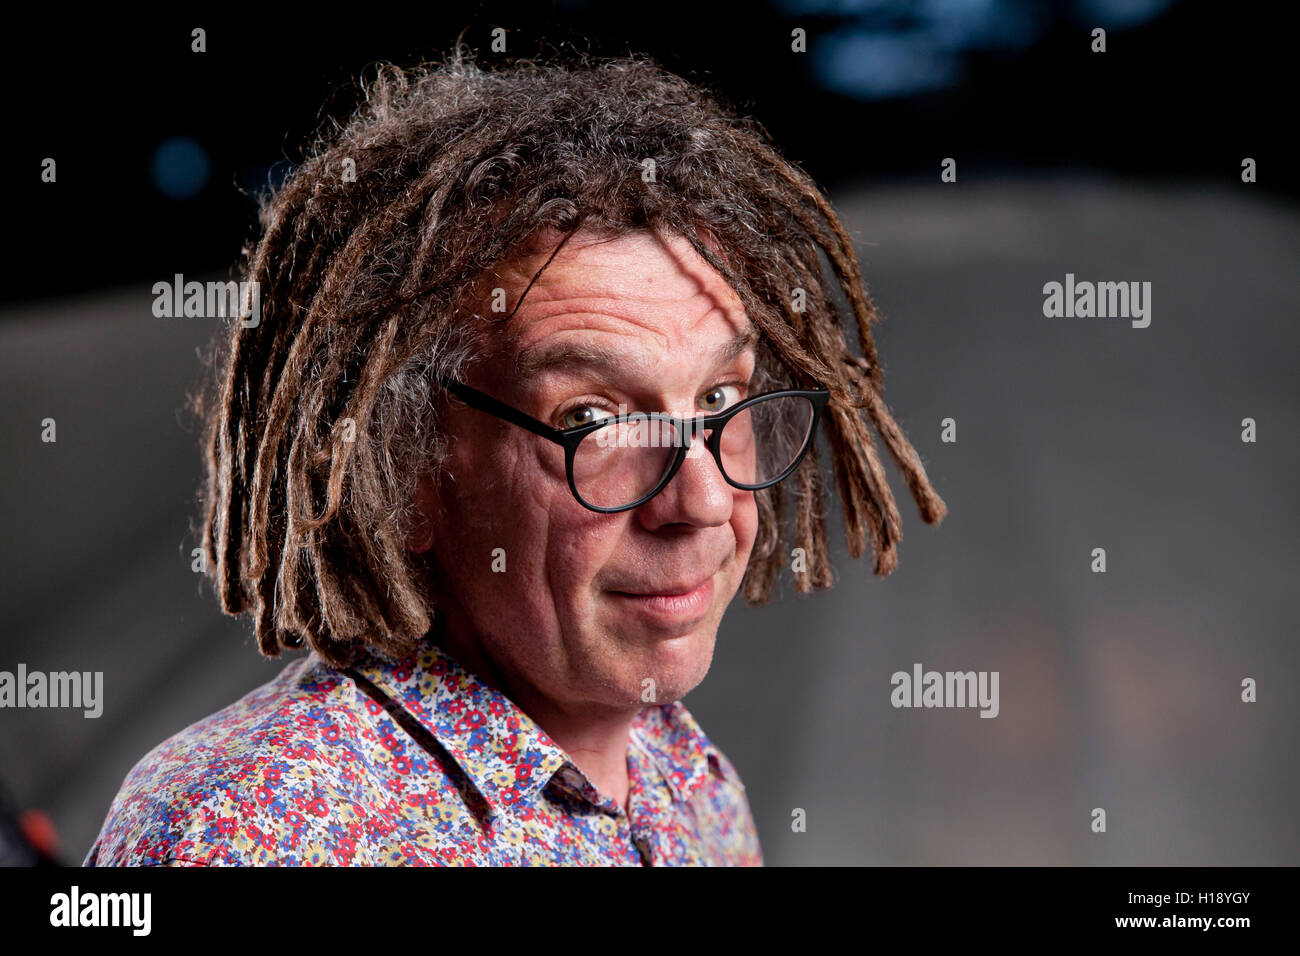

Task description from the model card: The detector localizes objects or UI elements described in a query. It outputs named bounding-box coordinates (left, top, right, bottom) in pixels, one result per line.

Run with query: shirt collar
left=345, top=639, right=740, bottom=817
left=631, top=698, right=741, bottom=801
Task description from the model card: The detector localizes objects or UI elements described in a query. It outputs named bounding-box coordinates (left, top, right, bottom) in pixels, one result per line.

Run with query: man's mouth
left=608, top=575, right=716, bottom=623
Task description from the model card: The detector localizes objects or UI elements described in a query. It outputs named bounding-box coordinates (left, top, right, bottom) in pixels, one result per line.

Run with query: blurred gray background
left=2, top=174, right=1295, bottom=865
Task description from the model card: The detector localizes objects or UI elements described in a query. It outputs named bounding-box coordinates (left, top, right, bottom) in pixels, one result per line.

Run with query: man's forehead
left=484, top=228, right=754, bottom=370
left=512, top=324, right=758, bottom=381
left=495, top=228, right=742, bottom=311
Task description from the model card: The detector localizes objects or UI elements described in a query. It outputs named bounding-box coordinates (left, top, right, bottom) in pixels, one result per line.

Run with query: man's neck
left=525, top=704, right=636, bottom=815
left=435, top=625, right=638, bottom=814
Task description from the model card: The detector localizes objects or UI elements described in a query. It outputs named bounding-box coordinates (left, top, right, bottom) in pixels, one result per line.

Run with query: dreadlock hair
left=197, top=47, right=947, bottom=669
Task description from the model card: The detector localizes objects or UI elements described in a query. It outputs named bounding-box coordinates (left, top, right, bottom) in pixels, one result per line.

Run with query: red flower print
left=82, top=641, right=762, bottom=867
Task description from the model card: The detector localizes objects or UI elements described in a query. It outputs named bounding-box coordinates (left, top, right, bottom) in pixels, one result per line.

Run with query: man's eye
left=559, top=405, right=614, bottom=429
left=698, top=384, right=743, bottom=413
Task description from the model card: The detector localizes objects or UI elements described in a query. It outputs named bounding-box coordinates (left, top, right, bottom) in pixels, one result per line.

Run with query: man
left=86, top=50, right=945, bottom=866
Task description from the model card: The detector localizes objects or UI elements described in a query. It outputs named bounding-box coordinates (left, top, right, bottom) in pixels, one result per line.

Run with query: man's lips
left=609, top=574, right=715, bottom=597
left=607, top=575, right=716, bottom=623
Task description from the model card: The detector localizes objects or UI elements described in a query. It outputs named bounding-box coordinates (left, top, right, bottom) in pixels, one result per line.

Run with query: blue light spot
left=1072, top=0, right=1177, bottom=29
left=151, top=136, right=211, bottom=200
left=921, top=0, right=1048, bottom=52
left=813, top=29, right=960, bottom=100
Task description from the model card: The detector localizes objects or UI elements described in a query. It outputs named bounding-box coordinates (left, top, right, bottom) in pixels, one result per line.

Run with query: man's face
left=420, top=228, right=760, bottom=714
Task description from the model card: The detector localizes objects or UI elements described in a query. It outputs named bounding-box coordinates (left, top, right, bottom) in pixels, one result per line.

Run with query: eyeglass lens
left=570, top=394, right=815, bottom=509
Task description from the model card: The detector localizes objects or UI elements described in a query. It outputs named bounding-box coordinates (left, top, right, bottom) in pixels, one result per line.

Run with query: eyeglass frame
left=432, top=374, right=831, bottom=514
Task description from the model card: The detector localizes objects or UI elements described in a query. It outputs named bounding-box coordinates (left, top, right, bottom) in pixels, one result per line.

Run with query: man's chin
left=605, top=624, right=717, bottom=706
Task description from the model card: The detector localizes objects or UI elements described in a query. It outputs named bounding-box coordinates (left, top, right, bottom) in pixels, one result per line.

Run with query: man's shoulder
left=84, top=654, right=399, bottom=866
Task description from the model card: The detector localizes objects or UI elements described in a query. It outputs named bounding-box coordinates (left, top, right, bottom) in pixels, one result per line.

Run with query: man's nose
left=635, top=430, right=735, bottom=529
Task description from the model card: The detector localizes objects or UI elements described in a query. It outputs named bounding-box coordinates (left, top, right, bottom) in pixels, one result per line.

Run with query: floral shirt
left=84, top=641, right=762, bottom=866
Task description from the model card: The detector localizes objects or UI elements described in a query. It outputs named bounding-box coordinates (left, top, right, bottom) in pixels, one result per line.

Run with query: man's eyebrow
left=514, top=326, right=759, bottom=381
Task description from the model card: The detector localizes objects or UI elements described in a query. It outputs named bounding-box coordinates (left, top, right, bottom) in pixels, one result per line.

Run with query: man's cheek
left=734, top=494, right=760, bottom=556
left=548, top=518, right=624, bottom=606
left=549, top=528, right=611, bottom=597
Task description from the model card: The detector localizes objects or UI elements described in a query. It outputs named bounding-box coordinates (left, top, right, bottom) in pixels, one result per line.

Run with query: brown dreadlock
left=197, top=47, right=947, bottom=668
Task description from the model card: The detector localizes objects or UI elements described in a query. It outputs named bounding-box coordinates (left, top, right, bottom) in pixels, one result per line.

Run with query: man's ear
left=406, top=472, right=439, bottom=554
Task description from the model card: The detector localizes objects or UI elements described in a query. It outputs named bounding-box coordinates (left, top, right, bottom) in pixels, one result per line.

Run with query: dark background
left=2, top=0, right=1296, bottom=865
left=6, top=0, right=1293, bottom=304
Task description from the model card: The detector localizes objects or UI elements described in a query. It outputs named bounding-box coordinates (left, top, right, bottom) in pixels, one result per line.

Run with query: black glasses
left=434, top=375, right=830, bottom=514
